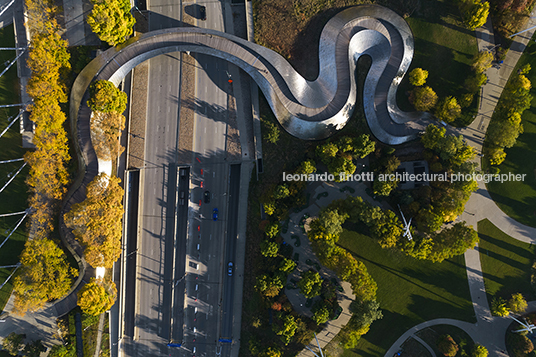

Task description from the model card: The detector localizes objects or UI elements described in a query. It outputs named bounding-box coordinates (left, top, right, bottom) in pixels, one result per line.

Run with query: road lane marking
left=213, top=172, right=215, bottom=178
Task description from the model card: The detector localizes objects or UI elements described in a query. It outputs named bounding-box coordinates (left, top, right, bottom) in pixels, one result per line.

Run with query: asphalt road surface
left=122, top=0, right=241, bottom=355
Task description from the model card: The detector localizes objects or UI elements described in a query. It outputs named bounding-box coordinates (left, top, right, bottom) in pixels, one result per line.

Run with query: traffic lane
left=220, top=164, right=241, bottom=342
left=192, top=55, right=229, bottom=164
left=182, top=163, right=229, bottom=356
left=134, top=52, right=181, bottom=354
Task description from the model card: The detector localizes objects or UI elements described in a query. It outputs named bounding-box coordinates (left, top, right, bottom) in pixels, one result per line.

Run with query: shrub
left=491, top=297, right=510, bottom=316
left=436, top=334, right=459, bottom=357
left=409, top=68, right=428, bottom=86
left=410, top=86, right=438, bottom=112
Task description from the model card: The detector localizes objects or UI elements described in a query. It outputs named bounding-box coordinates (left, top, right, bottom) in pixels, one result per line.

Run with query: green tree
left=465, top=72, right=487, bottom=92
left=508, top=293, right=528, bottom=313
left=87, top=0, right=135, bottom=46
left=255, top=274, right=284, bottom=297
left=64, top=173, right=124, bottom=268
left=485, top=146, right=506, bottom=166
left=416, top=208, right=443, bottom=233
left=264, top=201, right=276, bottom=215
left=350, top=299, right=383, bottom=327
left=77, top=277, right=117, bottom=316
left=279, top=258, right=296, bottom=273
left=373, top=176, right=398, bottom=197
left=318, top=209, right=348, bottom=236
left=471, top=51, right=493, bottom=73
left=436, top=96, right=461, bottom=123
left=88, top=80, right=128, bottom=113
left=353, top=134, right=376, bottom=158
left=273, top=314, right=298, bottom=345
left=421, top=124, right=446, bottom=150
left=258, top=347, right=282, bottom=357
left=428, top=223, right=479, bottom=262
left=48, top=344, right=76, bottom=357
left=312, top=305, right=330, bottom=325
left=491, top=296, right=509, bottom=317
left=461, top=0, right=490, bottom=30
left=409, top=68, right=428, bottom=86
left=260, top=240, right=279, bottom=258
left=472, top=344, right=488, bottom=357
left=436, top=335, right=459, bottom=357
left=23, top=340, right=45, bottom=357
left=298, top=271, right=323, bottom=298
left=273, top=184, right=290, bottom=200
left=316, top=142, right=338, bottom=162
left=411, top=86, right=438, bottom=112
left=262, top=119, right=280, bottom=144
left=328, top=156, right=356, bottom=181
left=265, top=222, right=280, bottom=238
left=2, top=332, right=24, bottom=355
left=296, top=160, right=316, bottom=175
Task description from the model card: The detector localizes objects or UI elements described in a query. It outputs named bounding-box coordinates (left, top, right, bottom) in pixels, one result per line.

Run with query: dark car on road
left=200, top=5, right=206, bottom=20
left=213, top=208, right=218, bottom=221
left=227, top=262, right=233, bottom=276
left=204, top=190, right=210, bottom=203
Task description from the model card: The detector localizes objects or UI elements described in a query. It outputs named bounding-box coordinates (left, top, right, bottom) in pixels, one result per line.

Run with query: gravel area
left=226, top=84, right=241, bottom=161
left=127, top=62, right=148, bottom=169
left=177, top=52, right=195, bottom=165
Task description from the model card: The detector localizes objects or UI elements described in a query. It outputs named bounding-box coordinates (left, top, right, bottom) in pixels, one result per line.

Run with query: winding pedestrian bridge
left=71, top=4, right=433, bottom=146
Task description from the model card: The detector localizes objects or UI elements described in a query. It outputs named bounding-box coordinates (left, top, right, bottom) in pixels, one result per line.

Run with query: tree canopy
left=461, top=0, right=490, bottom=30
left=88, top=80, right=128, bottom=113
left=411, top=86, right=438, bottom=112
left=12, top=238, right=76, bottom=314
left=87, top=0, right=135, bottom=46
left=409, top=68, right=428, bottom=86
left=78, top=277, right=117, bottom=316
left=64, top=173, right=124, bottom=268
left=297, top=270, right=323, bottom=298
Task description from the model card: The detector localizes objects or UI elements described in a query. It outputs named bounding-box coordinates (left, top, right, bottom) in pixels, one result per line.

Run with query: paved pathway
left=386, top=9, right=536, bottom=357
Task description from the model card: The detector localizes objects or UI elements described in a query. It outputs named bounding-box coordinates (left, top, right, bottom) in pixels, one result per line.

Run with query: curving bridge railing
left=70, top=4, right=433, bottom=148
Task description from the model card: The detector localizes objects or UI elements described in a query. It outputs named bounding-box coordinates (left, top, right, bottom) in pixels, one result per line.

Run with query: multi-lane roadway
left=120, top=0, right=242, bottom=356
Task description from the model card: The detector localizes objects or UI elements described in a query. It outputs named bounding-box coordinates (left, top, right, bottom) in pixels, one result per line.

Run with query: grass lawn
left=0, top=24, right=28, bottom=314
left=397, top=1, right=479, bottom=126
left=478, top=219, right=535, bottom=302
left=486, top=34, right=536, bottom=228
left=337, top=226, right=474, bottom=357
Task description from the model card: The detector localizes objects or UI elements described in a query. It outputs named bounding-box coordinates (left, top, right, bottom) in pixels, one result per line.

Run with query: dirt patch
left=128, top=62, right=148, bottom=169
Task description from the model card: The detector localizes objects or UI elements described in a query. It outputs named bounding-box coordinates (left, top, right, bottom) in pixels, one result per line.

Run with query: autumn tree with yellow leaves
left=77, top=277, right=117, bottom=316
left=64, top=173, right=124, bottom=268
left=88, top=80, right=127, bottom=160
left=12, top=0, right=75, bottom=315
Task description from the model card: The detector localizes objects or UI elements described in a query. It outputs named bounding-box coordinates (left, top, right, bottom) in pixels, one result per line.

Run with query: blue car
left=213, top=208, right=218, bottom=221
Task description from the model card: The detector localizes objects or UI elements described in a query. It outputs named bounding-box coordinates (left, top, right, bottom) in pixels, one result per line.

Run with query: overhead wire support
left=0, top=210, right=29, bottom=250
left=0, top=103, right=25, bottom=108
left=0, top=47, right=26, bottom=51
left=0, top=158, right=24, bottom=164
left=0, top=110, right=24, bottom=139
left=0, top=162, right=27, bottom=194
left=0, top=0, right=17, bottom=19
left=0, top=48, right=26, bottom=79
left=0, top=263, right=22, bottom=290
left=0, top=210, right=27, bottom=217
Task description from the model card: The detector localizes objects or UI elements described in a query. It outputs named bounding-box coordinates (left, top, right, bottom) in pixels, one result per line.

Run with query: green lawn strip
left=396, top=1, right=479, bottom=126
left=338, top=226, right=474, bottom=357
left=486, top=34, right=536, bottom=228
left=477, top=219, right=535, bottom=303
left=0, top=24, right=28, bottom=314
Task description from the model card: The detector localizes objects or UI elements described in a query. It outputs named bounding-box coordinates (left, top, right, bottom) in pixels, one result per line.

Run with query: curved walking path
left=386, top=9, right=536, bottom=357
left=71, top=5, right=431, bottom=144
